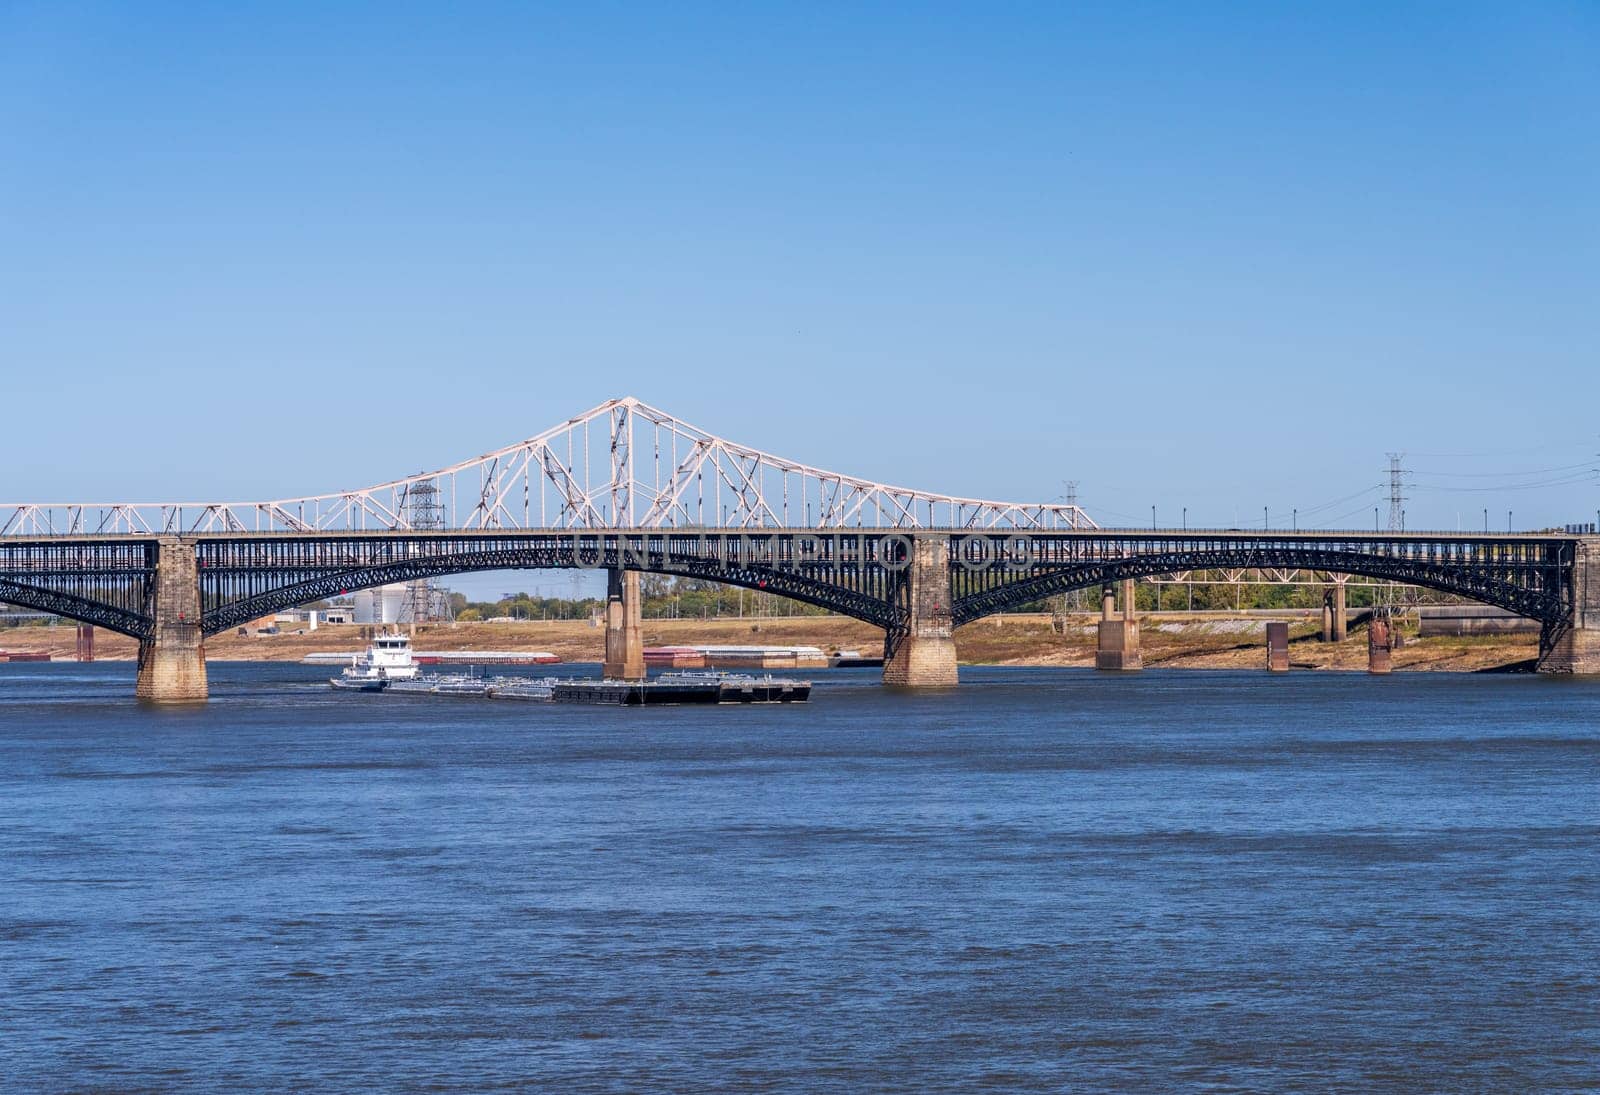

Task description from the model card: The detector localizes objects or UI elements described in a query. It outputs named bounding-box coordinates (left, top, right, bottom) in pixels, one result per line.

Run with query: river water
left=1, top=663, right=1595, bottom=1092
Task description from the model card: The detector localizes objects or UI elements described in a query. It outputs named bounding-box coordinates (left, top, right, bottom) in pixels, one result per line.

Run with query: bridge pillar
left=134, top=537, right=207, bottom=703
left=1368, top=616, right=1394, bottom=675
left=1538, top=536, right=1600, bottom=675
left=1321, top=580, right=1347, bottom=642
left=1265, top=621, right=1290, bottom=672
left=883, top=536, right=958, bottom=687
left=601, top=568, right=646, bottom=681
left=1095, top=579, right=1142, bottom=671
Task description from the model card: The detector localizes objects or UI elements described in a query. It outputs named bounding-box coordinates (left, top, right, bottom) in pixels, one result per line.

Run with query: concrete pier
left=1095, top=578, right=1142, bottom=671
left=1265, top=621, right=1289, bottom=672
left=601, top=568, right=646, bottom=681
left=883, top=536, right=958, bottom=687
left=134, top=537, right=208, bottom=702
left=1538, top=536, right=1600, bottom=674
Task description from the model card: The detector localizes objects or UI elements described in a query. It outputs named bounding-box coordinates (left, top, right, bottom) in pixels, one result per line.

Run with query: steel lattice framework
left=0, top=530, right=1574, bottom=643
left=0, top=396, right=1584, bottom=647
left=193, top=532, right=915, bottom=635
left=0, top=397, right=1095, bottom=537
left=946, top=533, right=1573, bottom=626
left=0, top=539, right=156, bottom=636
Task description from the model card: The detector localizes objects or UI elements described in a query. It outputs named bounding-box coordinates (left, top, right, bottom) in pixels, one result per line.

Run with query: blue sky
left=2, top=3, right=1596, bottom=597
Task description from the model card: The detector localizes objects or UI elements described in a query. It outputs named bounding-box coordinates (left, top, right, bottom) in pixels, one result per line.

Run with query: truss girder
left=0, top=539, right=157, bottom=637
left=1, top=397, right=1096, bottom=536
left=946, top=534, right=1571, bottom=626
left=0, top=530, right=1577, bottom=644
left=194, top=532, right=914, bottom=635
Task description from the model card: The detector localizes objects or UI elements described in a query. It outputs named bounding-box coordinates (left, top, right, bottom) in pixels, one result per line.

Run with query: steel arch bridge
left=0, top=395, right=1595, bottom=692
left=0, top=529, right=1578, bottom=641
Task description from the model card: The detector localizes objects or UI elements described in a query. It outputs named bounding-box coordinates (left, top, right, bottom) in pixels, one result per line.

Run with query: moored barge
left=550, top=672, right=810, bottom=706
left=332, top=665, right=810, bottom=706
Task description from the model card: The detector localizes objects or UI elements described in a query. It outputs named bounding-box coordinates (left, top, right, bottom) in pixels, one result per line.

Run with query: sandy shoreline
left=0, top=613, right=1537, bottom=673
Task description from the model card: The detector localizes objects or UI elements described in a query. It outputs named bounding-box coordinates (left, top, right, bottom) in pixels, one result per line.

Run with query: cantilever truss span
left=0, top=397, right=1095, bottom=537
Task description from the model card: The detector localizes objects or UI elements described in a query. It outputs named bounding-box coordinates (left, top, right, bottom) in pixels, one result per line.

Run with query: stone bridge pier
left=1095, top=578, right=1141, bottom=671
left=883, top=536, right=958, bottom=687
left=1538, top=536, right=1600, bottom=674
left=601, top=568, right=646, bottom=681
left=135, top=537, right=208, bottom=703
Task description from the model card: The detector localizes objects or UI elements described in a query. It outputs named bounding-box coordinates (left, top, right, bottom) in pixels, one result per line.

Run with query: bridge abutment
left=601, top=568, right=646, bottom=681
left=1095, top=579, right=1142, bottom=671
left=883, top=537, right=958, bottom=687
left=134, top=538, right=207, bottom=703
left=1538, top=537, right=1600, bottom=675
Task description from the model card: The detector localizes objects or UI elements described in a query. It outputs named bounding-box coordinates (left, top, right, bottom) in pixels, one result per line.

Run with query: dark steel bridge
left=0, top=528, right=1581, bottom=641
left=3, top=398, right=1597, bottom=696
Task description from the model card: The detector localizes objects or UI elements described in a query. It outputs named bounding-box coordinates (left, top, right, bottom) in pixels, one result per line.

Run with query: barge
left=309, top=649, right=559, bottom=667
left=329, top=637, right=808, bottom=705
left=549, top=672, right=810, bottom=706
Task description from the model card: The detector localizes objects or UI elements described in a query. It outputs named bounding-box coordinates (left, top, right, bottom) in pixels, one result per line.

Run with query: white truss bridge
left=1, top=397, right=1096, bottom=537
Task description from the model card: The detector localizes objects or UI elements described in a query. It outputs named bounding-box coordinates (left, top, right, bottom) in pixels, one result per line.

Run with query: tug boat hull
left=329, top=676, right=388, bottom=692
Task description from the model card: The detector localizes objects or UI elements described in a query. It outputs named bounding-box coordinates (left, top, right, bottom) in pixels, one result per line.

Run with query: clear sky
left=3, top=2, right=1596, bottom=601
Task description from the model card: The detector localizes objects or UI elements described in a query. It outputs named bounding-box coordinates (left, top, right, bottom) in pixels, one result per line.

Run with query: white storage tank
left=353, top=583, right=409, bottom=624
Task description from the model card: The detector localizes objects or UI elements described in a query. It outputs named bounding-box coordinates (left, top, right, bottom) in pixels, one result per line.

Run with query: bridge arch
left=951, top=547, right=1566, bottom=627
left=0, top=578, right=150, bottom=638
left=200, top=549, right=904, bottom=636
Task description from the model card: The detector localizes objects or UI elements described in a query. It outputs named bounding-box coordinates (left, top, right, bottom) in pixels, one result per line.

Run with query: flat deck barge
left=337, top=671, right=810, bottom=706
left=551, top=673, right=810, bottom=705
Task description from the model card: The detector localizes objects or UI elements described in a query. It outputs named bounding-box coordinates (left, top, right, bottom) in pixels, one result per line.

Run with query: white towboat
left=329, top=633, right=421, bottom=691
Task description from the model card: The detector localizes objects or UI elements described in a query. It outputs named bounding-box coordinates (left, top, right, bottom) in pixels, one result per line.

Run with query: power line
left=1411, top=460, right=1597, bottom=479
left=1077, top=501, right=1149, bottom=525
left=1296, top=484, right=1383, bottom=517
left=1406, top=438, right=1596, bottom=459
left=1326, top=501, right=1385, bottom=527
left=1411, top=470, right=1599, bottom=494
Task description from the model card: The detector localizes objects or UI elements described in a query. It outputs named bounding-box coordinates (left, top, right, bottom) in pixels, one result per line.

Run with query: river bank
left=0, top=612, right=1537, bottom=672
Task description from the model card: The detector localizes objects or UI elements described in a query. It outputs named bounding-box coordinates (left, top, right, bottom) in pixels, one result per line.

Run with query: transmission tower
left=1382, top=453, right=1416, bottom=611
left=1386, top=453, right=1407, bottom=532
left=1061, top=481, right=1082, bottom=609
left=403, top=478, right=452, bottom=622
